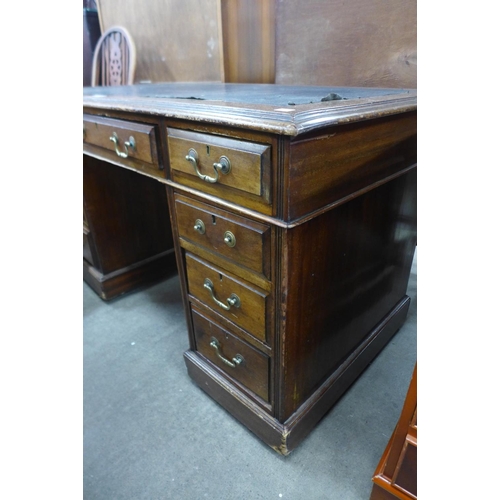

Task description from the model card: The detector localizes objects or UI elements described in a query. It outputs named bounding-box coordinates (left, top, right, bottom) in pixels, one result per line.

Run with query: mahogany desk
left=83, top=83, right=417, bottom=454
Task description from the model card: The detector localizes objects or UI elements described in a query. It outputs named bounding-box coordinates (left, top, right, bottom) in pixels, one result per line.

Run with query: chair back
left=91, top=26, right=136, bottom=86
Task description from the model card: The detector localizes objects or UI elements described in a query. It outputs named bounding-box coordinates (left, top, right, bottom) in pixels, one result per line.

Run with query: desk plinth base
left=83, top=250, right=177, bottom=300
left=184, top=296, right=411, bottom=455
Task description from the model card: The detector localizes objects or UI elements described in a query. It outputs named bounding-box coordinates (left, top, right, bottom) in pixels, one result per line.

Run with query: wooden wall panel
left=96, top=0, right=224, bottom=83
left=221, top=0, right=275, bottom=83
left=275, top=0, right=417, bottom=88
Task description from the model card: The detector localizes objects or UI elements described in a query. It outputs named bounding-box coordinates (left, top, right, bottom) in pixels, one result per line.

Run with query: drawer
left=83, top=114, right=160, bottom=174
left=393, top=441, right=417, bottom=497
left=175, top=194, right=271, bottom=278
left=192, top=307, right=270, bottom=402
left=185, top=253, right=269, bottom=342
left=167, top=128, right=272, bottom=211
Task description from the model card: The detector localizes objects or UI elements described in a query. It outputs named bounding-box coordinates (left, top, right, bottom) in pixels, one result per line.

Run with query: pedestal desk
left=83, top=83, right=417, bottom=454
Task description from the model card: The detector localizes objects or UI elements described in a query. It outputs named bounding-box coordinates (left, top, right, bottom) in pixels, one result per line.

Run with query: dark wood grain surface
left=83, top=154, right=175, bottom=299
left=84, top=82, right=417, bottom=452
left=174, top=194, right=272, bottom=279
left=278, top=170, right=416, bottom=419
left=191, top=306, right=271, bottom=403
left=286, top=112, right=417, bottom=221
left=185, top=253, right=270, bottom=343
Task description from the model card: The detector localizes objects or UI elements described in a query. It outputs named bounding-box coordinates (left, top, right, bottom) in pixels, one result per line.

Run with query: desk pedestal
left=83, top=155, right=176, bottom=300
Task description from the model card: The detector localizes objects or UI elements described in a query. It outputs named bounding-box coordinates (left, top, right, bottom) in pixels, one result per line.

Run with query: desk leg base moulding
left=185, top=296, right=410, bottom=455
left=83, top=251, right=177, bottom=301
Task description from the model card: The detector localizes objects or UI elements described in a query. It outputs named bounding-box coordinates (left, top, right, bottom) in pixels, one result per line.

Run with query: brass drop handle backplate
left=203, top=278, right=240, bottom=311
left=209, top=337, right=244, bottom=368
left=223, top=231, right=236, bottom=247
left=185, top=148, right=231, bottom=184
left=110, top=132, right=136, bottom=158
left=193, top=219, right=205, bottom=234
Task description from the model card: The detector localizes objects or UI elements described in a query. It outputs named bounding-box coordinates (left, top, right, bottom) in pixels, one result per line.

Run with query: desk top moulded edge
left=83, top=84, right=417, bottom=137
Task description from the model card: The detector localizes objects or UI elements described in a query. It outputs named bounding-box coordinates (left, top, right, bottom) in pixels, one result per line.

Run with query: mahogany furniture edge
left=83, top=86, right=416, bottom=137
left=83, top=83, right=417, bottom=454
left=83, top=250, right=177, bottom=300
left=163, top=160, right=416, bottom=229
left=370, top=364, right=417, bottom=499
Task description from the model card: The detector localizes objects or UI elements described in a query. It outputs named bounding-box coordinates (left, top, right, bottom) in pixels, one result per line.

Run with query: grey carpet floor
left=83, top=251, right=416, bottom=500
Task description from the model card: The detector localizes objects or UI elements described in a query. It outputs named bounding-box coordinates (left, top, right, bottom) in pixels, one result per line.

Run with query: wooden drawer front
left=185, top=253, right=268, bottom=342
left=175, top=194, right=271, bottom=278
left=167, top=128, right=271, bottom=203
left=83, top=114, right=159, bottom=167
left=192, top=307, right=269, bottom=402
